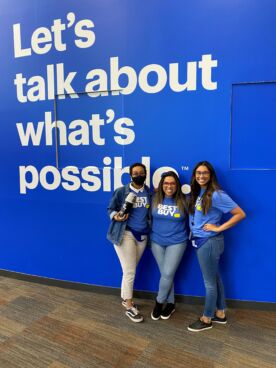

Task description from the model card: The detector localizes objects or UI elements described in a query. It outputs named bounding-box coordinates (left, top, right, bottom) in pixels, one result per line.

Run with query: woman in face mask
left=107, top=163, right=151, bottom=323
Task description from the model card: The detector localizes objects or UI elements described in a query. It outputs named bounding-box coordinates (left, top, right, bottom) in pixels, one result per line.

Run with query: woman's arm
left=107, top=187, right=129, bottom=222
left=203, top=206, right=246, bottom=233
left=107, top=188, right=122, bottom=219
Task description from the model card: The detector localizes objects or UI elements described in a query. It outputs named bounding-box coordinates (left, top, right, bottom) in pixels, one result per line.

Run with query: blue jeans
left=196, top=234, right=226, bottom=318
left=151, top=241, right=187, bottom=304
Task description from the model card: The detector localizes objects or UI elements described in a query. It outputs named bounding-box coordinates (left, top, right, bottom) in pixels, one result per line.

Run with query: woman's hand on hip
left=203, top=223, right=221, bottom=232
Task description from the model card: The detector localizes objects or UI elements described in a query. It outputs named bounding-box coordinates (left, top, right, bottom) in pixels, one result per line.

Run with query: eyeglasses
left=195, top=171, right=210, bottom=176
left=163, top=182, right=176, bottom=186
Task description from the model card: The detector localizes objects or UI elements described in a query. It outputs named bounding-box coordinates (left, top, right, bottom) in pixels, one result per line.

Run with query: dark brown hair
left=188, top=161, right=220, bottom=215
left=129, top=163, right=147, bottom=176
left=153, top=171, right=187, bottom=214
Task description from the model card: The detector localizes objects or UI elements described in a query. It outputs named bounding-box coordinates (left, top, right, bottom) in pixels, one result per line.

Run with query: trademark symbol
left=181, top=166, right=189, bottom=171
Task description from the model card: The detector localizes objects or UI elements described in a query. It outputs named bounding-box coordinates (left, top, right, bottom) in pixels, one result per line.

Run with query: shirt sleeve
left=107, top=187, right=123, bottom=219
left=212, top=191, right=238, bottom=214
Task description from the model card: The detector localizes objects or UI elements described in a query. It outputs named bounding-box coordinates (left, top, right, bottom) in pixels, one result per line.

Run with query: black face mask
left=132, top=175, right=146, bottom=186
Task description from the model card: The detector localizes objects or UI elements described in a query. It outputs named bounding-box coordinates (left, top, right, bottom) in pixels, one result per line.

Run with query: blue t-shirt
left=127, top=188, right=150, bottom=232
left=189, top=189, right=238, bottom=238
left=151, top=197, right=188, bottom=246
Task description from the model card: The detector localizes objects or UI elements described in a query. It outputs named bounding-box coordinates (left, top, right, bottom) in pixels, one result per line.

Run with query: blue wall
left=0, top=0, right=275, bottom=302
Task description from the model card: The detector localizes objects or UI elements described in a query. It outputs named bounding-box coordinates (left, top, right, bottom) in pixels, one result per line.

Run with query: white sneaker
left=125, top=306, right=144, bottom=323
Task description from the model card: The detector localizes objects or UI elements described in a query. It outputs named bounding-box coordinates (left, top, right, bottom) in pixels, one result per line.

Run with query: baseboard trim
left=0, top=269, right=275, bottom=311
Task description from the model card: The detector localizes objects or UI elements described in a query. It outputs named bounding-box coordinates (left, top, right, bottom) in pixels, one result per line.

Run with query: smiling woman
left=150, top=171, right=189, bottom=321
left=187, top=161, right=246, bottom=332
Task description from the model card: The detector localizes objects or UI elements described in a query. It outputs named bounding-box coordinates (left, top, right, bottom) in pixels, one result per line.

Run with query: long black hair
left=153, top=171, right=187, bottom=214
left=188, top=161, right=220, bottom=215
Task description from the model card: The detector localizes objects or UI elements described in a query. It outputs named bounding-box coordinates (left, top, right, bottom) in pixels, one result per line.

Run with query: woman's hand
left=203, top=223, right=221, bottom=232
left=114, top=213, right=129, bottom=222
left=203, top=207, right=246, bottom=233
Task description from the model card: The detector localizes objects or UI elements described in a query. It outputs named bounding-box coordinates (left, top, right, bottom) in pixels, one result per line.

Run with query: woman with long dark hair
left=151, top=171, right=188, bottom=320
left=187, top=161, right=246, bottom=332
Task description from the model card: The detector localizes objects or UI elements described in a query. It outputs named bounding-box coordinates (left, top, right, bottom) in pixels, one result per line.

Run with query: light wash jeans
left=151, top=241, right=187, bottom=304
left=114, top=230, right=147, bottom=300
left=196, top=233, right=226, bottom=318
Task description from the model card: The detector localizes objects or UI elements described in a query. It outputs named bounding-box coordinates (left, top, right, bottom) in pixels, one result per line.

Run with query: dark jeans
left=196, top=234, right=226, bottom=318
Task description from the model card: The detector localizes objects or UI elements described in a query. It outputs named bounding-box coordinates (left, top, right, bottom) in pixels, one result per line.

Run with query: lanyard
left=191, top=193, right=205, bottom=226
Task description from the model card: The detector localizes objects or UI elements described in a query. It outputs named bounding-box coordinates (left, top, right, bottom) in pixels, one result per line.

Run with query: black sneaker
left=125, top=306, right=144, bottom=323
left=151, top=300, right=163, bottom=320
left=211, top=315, right=227, bottom=324
left=187, top=319, right=213, bottom=332
left=161, top=303, right=175, bottom=320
